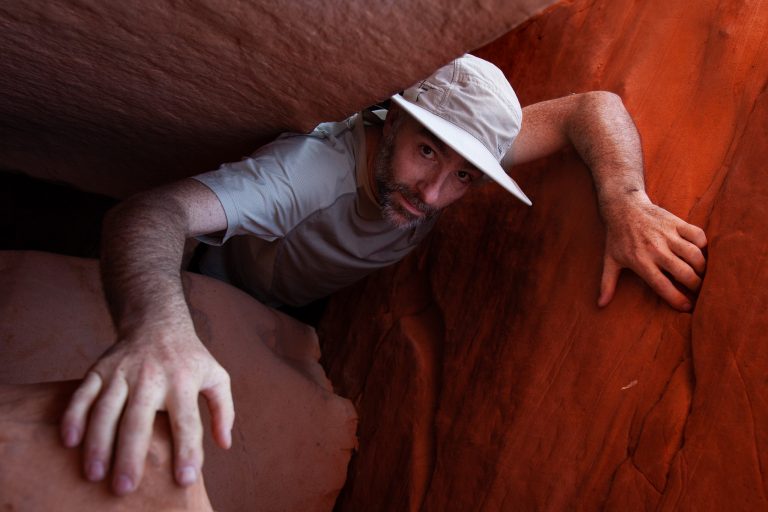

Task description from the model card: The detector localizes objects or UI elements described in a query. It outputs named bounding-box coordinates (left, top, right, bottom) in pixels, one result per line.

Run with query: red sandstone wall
left=319, top=0, right=768, bottom=510
left=0, top=0, right=554, bottom=198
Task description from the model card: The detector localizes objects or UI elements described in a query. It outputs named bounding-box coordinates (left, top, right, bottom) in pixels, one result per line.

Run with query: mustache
left=390, top=184, right=438, bottom=216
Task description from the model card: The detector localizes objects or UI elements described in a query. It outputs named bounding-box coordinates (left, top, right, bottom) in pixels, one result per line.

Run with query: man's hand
left=58, top=179, right=233, bottom=495
left=509, top=93, right=707, bottom=311
left=597, top=191, right=707, bottom=311
left=61, top=327, right=233, bottom=496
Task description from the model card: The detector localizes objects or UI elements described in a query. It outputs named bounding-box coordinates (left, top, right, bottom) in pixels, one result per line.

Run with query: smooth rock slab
left=0, top=250, right=357, bottom=511
left=0, top=382, right=213, bottom=511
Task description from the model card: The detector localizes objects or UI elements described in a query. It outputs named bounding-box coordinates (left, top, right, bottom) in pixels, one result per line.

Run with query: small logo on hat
left=415, top=80, right=432, bottom=102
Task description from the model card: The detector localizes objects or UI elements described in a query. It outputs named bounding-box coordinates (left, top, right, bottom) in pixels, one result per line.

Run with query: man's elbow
left=102, top=188, right=186, bottom=235
left=579, top=90, right=626, bottom=112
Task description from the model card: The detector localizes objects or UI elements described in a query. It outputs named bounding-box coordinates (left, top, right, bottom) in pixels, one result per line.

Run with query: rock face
left=319, top=0, right=768, bottom=510
left=0, top=0, right=554, bottom=198
left=0, top=382, right=213, bottom=511
left=0, top=251, right=357, bottom=511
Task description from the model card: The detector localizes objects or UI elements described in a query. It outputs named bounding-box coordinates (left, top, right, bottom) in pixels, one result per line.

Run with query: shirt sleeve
left=192, top=125, right=356, bottom=246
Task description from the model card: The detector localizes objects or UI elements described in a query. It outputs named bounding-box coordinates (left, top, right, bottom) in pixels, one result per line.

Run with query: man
left=60, top=55, right=707, bottom=495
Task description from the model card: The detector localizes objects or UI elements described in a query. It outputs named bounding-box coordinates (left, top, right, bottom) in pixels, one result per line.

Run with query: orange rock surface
left=319, top=0, right=768, bottom=509
left=0, top=251, right=356, bottom=511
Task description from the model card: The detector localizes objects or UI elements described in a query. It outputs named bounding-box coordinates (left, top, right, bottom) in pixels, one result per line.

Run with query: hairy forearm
left=565, top=91, right=649, bottom=209
left=65, top=182, right=233, bottom=496
left=100, top=193, right=193, bottom=336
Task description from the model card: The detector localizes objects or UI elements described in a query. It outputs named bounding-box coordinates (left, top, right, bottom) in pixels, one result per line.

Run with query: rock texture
left=319, top=0, right=768, bottom=510
left=0, top=382, right=213, bottom=511
left=0, top=0, right=554, bottom=198
left=0, top=251, right=357, bottom=511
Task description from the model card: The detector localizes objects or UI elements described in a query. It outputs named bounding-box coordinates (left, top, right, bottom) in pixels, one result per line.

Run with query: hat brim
left=391, top=94, right=532, bottom=206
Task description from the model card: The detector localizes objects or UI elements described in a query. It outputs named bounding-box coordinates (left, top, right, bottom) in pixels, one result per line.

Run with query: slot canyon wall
left=319, top=0, right=768, bottom=510
left=1, top=1, right=560, bottom=510
left=0, top=0, right=553, bottom=198
left=1, top=0, right=767, bottom=511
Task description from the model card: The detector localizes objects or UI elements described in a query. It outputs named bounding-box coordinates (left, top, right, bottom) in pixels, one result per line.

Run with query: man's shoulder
left=258, top=117, right=359, bottom=197
left=266, top=116, right=359, bottom=172
left=191, top=116, right=364, bottom=242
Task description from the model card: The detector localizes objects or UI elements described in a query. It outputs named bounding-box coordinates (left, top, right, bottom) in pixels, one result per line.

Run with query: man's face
left=373, top=110, right=484, bottom=230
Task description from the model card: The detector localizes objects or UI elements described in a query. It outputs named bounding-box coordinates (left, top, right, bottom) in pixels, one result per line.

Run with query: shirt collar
left=354, top=111, right=386, bottom=219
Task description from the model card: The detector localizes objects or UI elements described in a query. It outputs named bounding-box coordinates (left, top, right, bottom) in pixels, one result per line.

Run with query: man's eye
left=457, top=170, right=473, bottom=184
left=419, top=145, right=435, bottom=159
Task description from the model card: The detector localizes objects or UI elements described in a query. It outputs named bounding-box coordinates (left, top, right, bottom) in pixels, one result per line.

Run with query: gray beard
left=372, top=133, right=439, bottom=230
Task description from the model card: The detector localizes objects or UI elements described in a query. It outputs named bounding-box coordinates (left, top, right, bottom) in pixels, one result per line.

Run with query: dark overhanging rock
left=0, top=0, right=556, bottom=197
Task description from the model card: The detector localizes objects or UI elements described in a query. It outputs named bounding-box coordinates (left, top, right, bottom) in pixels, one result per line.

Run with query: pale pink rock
left=0, top=251, right=357, bottom=511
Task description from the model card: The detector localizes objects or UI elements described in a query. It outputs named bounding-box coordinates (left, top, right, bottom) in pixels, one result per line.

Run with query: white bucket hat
left=391, top=54, right=531, bottom=206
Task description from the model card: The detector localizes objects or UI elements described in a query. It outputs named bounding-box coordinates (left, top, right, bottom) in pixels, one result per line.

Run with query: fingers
left=82, top=375, right=130, bottom=482
left=677, top=222, right=707, bottom=248
left=111, top=381, right=163, bottom=495
left=668, top=236, right=706, bottom=275
left=61, top=371, right=102, bottom=447
left=63, top=338, right=230, bottom=495
left=167, top=386, right=204, bottom=487
left=638, top=263, right=691, bottom=311
left=202, top=368, right=235, bottom=450
left=657, top=249, right=702, bottom=292
left=600, top=203, right=707, bottom=311
left=598, top=256, right=621, bottom=307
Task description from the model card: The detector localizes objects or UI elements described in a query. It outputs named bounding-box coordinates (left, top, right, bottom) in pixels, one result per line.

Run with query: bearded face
left=373, top=124, right=440, bottom=230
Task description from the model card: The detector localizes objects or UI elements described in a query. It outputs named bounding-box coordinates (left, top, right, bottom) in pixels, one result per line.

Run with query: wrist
left=115, top=314, right=197, bottom=343
left=598, top=186, right=650, bottom=213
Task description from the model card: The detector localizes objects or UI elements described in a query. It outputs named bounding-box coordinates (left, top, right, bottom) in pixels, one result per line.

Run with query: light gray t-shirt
left=193, top=113, right=438, bottom=307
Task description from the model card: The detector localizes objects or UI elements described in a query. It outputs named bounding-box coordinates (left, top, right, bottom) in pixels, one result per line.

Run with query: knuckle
left=130, top=392, right=155, bottom=409
left=85, top=444, right=108, bottom=461
left=217, top=368, right=231, bottom=385
left=176, top=432, right=203, bottom=455
left=641, top=238, right=662, bottom=254
left=170, top=373, right=197, bottom=392
left=92, top=397, right=118, bottom=417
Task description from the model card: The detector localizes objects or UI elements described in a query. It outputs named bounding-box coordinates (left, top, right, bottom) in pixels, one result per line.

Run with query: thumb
left=598, top=256, right=621, bottom=307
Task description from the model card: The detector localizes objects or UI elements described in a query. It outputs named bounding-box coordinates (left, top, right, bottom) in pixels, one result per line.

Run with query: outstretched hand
left=60, top=328, right=234, bottom=496
left=597, top=192, right=707, bottom=311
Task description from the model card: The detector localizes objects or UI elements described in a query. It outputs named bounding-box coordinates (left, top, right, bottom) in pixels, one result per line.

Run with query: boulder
left=0, top=251, right=357, bottom=511
left=0, top=382, right=213, bottom=511
left=319, top=0, right=768, bottom=509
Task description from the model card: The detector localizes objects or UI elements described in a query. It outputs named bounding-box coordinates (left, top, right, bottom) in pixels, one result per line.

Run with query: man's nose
left=416, top=173, right=444, bottom=206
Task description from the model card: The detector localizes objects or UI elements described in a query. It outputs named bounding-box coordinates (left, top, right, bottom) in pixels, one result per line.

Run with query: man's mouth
left=396, top=190, right=426, bottom=217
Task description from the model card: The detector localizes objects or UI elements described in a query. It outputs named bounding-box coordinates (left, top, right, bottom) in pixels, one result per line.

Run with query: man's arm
left=503, top=91, right=707, bottom=311
left=60, top=179, right=234, bottom=495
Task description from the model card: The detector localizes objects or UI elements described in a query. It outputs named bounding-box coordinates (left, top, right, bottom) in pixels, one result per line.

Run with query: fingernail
left=86, top=460, right=105, bottom=481
left=114, top=474, right=134, bottom=495
left=682, top=302, right=692, bottom=311
left=63, top=427, right=79, bottom=447
left=178, top=466, right=197, bottom=486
